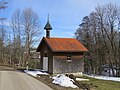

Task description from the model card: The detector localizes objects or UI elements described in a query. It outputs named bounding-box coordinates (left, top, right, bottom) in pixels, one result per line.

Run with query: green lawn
left=81, top=76, right=120, bottom=90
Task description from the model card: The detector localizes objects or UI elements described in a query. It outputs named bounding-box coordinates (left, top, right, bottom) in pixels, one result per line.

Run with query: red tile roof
left=37, top=37, right=88, bottom=52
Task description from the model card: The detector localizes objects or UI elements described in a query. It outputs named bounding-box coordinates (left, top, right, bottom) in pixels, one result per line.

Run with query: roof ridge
left=44, top=37, right=76, bottom=39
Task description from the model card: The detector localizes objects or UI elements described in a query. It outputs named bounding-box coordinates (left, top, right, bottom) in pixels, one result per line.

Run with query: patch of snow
left=85, top=74, right=120, bottom=82
left=52, top=74, right=78, bottom=88
left=24, top=70, right=48, bottom=77
left=102, top=68, right=117, bottom=76
left=76, top=78, right=89, bottom=81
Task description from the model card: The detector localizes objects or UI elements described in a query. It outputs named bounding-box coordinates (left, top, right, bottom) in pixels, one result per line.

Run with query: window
left=46, top=30, right=50, bottom=37
left=80, top=52, right=83, bottom=55
left=67, top=53, right=72, bottom=62
left=44, top=51, right=48, bottom=57
left=44, top=53, right=48, bottom=57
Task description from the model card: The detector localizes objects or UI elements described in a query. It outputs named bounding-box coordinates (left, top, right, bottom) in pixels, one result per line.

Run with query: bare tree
left=0, top=19, right=5, bottom=63
left=10, top=8, right=41, bottom=66
left=118, top=32, right=120, bottom=76
left=0, top=0, right=8, bottom=63
left=0, top=0, right=7, bottom=9
left=21, top=8, right=41, bottom=65
left=100, top=3, right=119, bottom=76
left=11, top=9, right=23, bottom=65
left=75, top=3, right=120, bottom=76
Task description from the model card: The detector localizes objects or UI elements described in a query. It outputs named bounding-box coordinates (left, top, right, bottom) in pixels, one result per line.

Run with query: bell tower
left=44, top=15, right=52, bottom=38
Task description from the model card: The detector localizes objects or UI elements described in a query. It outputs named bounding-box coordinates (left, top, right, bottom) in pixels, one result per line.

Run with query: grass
left=0, top=64, right=16, bottom=71
left=84, top=76, right=120, bottom=90
left=35, top=75, right=120, bottom=90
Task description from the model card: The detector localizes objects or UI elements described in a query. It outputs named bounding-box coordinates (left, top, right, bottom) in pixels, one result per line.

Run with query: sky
left=1, top=0, right=120, bottom=38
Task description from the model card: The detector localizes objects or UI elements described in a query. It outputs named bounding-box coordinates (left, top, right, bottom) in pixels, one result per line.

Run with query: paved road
left=0, top=71, right=52, bottom=90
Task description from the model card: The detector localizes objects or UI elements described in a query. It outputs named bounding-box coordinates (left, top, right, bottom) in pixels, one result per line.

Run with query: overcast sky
left=1, top=0, right=119, bottom=38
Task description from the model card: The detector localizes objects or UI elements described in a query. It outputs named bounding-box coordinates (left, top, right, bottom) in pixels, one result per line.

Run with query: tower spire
left=44, top=14, right=52, bottom=38
left=47, top=13, right=49, bottom=22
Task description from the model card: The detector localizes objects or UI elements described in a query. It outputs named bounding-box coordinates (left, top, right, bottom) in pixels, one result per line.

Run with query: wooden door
left=43, top=57, right=48, bottom=71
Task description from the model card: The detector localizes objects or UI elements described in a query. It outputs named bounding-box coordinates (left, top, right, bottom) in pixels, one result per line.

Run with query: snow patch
left=76, top=78, right=89, bottom=81
left=85, top=74, right=120, bottom=82
left=24, top=70, right=48, bottom=77
left=52, top=74, right=78, bottom=88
